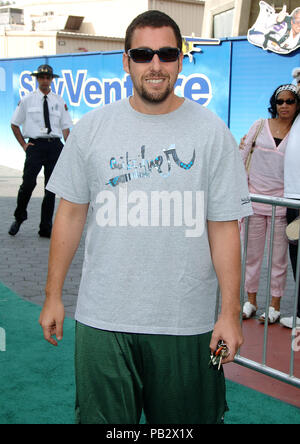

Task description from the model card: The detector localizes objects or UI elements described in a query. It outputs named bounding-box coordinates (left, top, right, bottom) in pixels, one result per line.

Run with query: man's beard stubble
left=140, top=78, right=172, bottom=104
left=129, top=60, right=177, bottom=104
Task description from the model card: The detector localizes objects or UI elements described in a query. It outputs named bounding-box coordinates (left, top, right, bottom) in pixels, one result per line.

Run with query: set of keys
left=209, top=340, right=230, bottom=370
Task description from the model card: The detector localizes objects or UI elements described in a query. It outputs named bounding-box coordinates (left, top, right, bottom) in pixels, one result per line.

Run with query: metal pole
left=214, top=195, right=300, bottom=387
left=289, top=227, right=300, bottom=377
left=234, top=355, right=300, bottom=388
left=250, top=194, right=300, bottom=209
left=262, top=204, right=276, bottom=365
left=241, top=196, right=300, bottom=386
left=240, top=217, right=249, bottom=318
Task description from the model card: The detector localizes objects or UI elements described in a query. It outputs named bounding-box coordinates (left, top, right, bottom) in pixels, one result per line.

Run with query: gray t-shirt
left=47, top=98, right=252, bottom=335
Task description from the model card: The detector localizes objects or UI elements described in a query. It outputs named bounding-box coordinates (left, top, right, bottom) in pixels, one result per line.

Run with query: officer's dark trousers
left=287, top=205, right=300, bottom=317
left=14, top=138, right=63, bottom=233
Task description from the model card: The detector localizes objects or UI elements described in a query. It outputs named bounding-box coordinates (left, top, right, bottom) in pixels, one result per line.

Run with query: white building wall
left=56, top=34, right=124, bottom=54
left=1, top=0, right=206, bottom=58
left=78, top=0, right=148, bottom=37
left=0, top=31, right=57, bottom=58
left=16, top=0, right=204, bottom=37
left=149, top=0, right=204, bottom=36
left=17, top=0, right=149, bottom=37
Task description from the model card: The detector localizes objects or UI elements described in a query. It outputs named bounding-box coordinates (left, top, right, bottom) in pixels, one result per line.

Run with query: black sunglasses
left=127, top=47, right=181, bottom=63
left=276, top=99, right=296, bottom=105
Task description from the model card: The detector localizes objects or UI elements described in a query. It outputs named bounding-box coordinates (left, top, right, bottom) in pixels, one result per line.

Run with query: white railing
left=217, top=194, right=300, bottom=388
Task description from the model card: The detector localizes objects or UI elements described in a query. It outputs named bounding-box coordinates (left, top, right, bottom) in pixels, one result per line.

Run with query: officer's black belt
left=30, top=137, right=60, bottom=143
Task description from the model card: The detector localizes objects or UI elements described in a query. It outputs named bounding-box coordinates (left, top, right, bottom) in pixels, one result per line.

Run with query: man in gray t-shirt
left=39, top=10, right=252, bottom=425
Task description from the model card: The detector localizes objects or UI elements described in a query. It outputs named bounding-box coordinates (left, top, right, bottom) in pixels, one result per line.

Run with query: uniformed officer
left=9, top=64, right=73, bottom=238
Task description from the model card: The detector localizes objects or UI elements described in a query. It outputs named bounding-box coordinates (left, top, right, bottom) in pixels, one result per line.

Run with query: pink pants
left=242, top=214, right=288, bottom=298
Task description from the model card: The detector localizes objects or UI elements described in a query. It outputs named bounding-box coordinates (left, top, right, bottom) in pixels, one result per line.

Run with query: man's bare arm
left=207, top=220, right=243, bottom=364
left=11, top=124, right=34, bottom=151
left=62, top=128, right=70, bottom=142
left=39, top=198, right=89, bottom=346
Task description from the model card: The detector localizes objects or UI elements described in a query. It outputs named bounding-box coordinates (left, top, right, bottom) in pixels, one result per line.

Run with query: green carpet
left=0, top=282, right=299, bottom=424
left=0, top=282, right=75, bottom=424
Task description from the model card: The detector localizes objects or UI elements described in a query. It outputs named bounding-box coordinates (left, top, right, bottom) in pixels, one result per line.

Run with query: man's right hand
left=38, top=199, right=89, bottom=347
left=23, top=142, right=35, bottom=152
left=39, top=299, right=65, bottom=346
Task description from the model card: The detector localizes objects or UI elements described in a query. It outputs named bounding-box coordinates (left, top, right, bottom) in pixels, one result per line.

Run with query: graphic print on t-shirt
left=105, top=144, right=195, bottom=187
left=95, top=143, right=205, bottom=237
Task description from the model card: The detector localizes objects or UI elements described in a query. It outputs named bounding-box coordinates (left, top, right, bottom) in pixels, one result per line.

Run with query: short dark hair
left=125, top=10, right=182, bottom=52
left=268, top=84, right=300, bottom=118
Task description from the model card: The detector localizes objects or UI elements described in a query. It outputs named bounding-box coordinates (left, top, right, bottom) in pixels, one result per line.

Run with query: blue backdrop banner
left=0, top=37, right=299, bottom=169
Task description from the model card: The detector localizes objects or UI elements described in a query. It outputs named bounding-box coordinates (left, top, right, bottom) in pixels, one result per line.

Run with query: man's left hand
left=210, top=315, right=244, bottom=364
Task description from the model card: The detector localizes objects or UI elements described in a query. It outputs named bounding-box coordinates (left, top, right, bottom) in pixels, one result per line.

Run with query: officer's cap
left=31, top=64, right=59, bottom=78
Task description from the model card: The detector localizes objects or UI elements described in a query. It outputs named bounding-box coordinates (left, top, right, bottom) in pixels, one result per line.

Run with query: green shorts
left=75, top=322, right=228, bottom=424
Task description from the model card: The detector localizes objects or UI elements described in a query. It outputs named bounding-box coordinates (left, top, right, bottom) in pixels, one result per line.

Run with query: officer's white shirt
left=11, top=88, right=73, bottom=139
left=284, top=114, right=300, bottom=199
